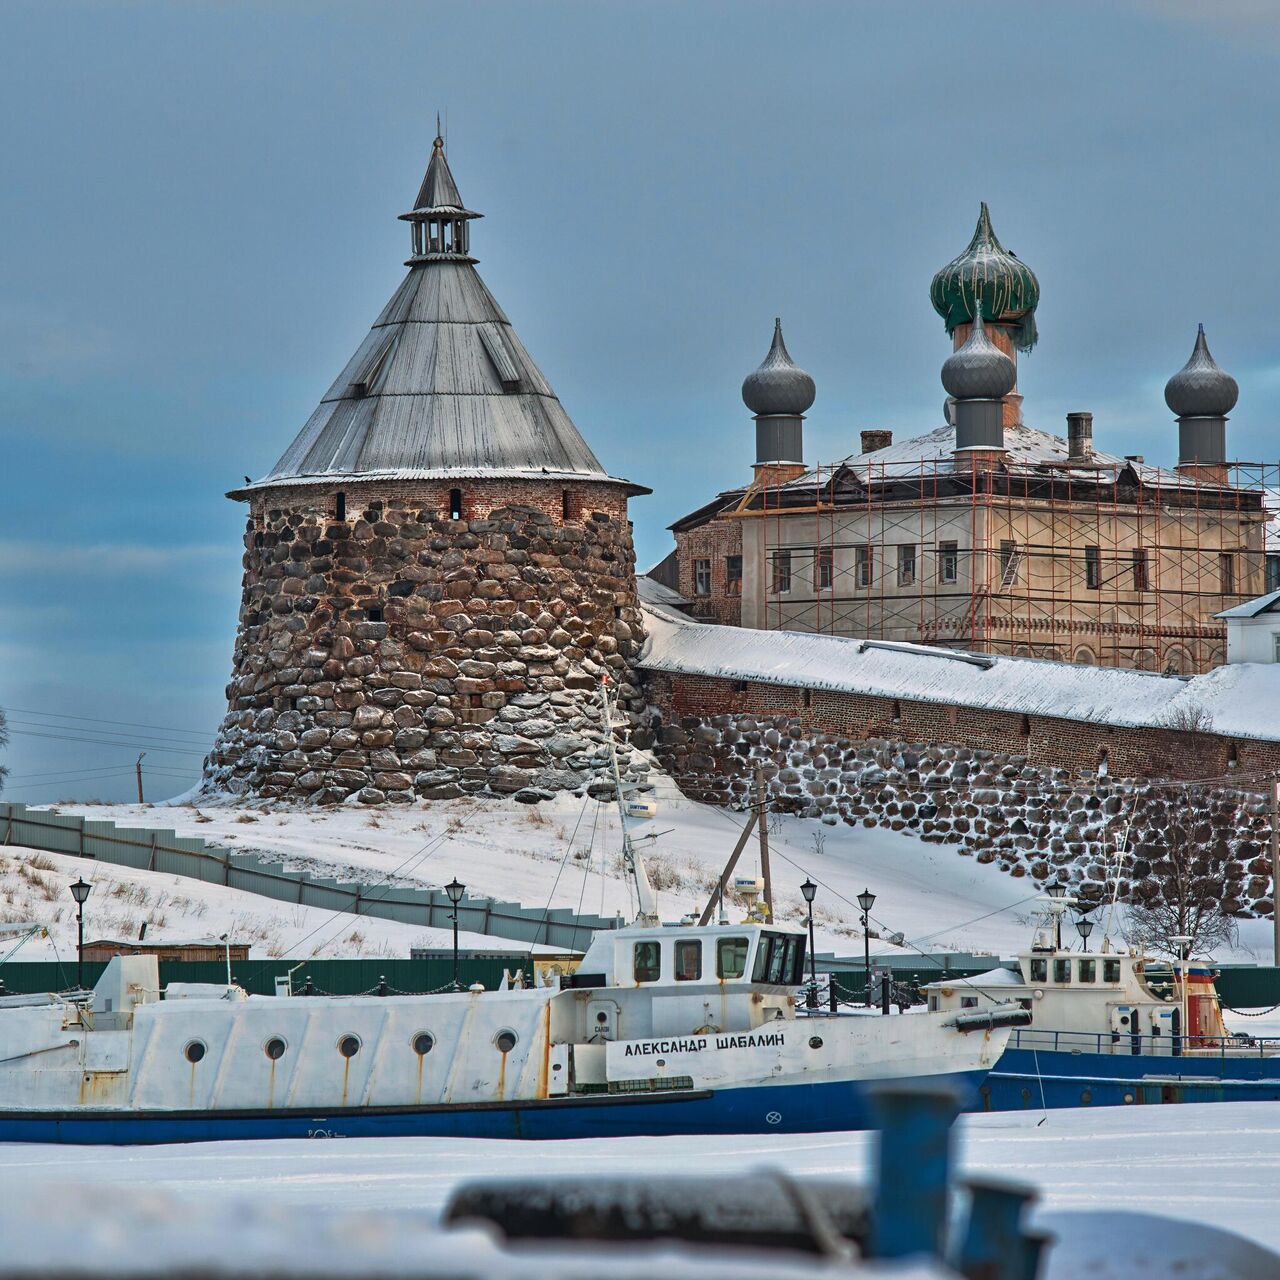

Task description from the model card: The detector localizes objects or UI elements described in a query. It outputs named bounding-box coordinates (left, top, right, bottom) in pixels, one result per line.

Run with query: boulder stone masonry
left=649, top=710, right=1273, bottom=919
left=202, top=479, right=649, bottom=805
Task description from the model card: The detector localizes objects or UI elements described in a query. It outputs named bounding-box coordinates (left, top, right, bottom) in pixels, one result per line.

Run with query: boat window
left=928, top=994, right=939, bottom=1012
left=184, top=1040, right=206, bottom=1064
left=634, top=940, right=662, bottom=983
left=338, top=1035, right=361, bottom=1058
left=1053, top=959, right=1072, bottom=983
left=1078, top=959, right=1097, bottom=983
left=717, top=937, right=749, bottom=979
left=1104, top=959, right=1121, bottom=983
left=1029, top=958, right=1047, bottom=983
left=264, top=1037, right=286, bottom=1061
left=495, top=1030, right=517, bottom=1053
left=412, top=1032, right=435, bottom=1056
left=675, top=939, right=702, bottom=981
left=961, top=996, right=978, bottom=1009
left=752, top=932, right=806, bottom=985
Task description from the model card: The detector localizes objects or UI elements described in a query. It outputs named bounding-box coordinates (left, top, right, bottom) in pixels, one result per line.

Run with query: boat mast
left=600, top=677, right=658, bottom=925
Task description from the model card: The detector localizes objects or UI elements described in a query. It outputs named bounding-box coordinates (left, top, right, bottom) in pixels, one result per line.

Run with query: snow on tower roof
left=232, top=138, right=645, bottom=498
left=637, top=603, right=1280, bottom=744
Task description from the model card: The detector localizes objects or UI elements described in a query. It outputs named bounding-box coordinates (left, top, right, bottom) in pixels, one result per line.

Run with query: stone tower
left=202, top=134, right=650, bottom=805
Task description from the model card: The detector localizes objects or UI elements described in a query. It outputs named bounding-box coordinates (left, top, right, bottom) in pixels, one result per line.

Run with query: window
left=1273, top=633, right=1280, bottom=664
left=412, top=1032, right=435, bottom=1055
left=856, top=544, right=873, bottom=588
left=751, top=931, right=806, bottom=985
left=693, top=558, right=712, bottom=596
left=365, top=606, right=384, bottom=623
left=1268, top=554, right=1280, bottom=594
left=815, top=547, right=833, bottom=591
left=338, top=1035, right=361, bottom=1058
left=1078, top=959, right=1097, bottom=983
left=1103, top=959, right=1121, bottom=983
left=334, top=492, right=347, bottom=521
left=674, top=939, right=702, bottom=981
left=802, top=687, right=812, bottom=708
left=562, top=491, right=572, bottom=522
left=1052, top=959, right=1072, bottom=983
left=495, top=1030, right=518, bottom=1053
left=772, top=550, right=792, bottom=594
left=1132, top=548, right=1149, bottom=591
left=1029, top=958, right=1047, bottom=983
left=1220, top=552, right=1235, bottom=594
left=897, top=543, right=916, bottom=587
left=449, top=488, right=463, bottom=520
left=961, top=996, right=978, bottom=1009
left=726, top=554, right=743, bottom=596
left=1085, top=545, right=1102, bottom=590
left=184, top=1040, right=207, bottom=1064
left=717, top=937, right=749, bottom=979
left=999, top=540, right=1019, bottom=585
left=264, top=1037, right=286, bottom=1060
left=634, top=940, right=661, bottom=983
left=938, top=540, right=958, bottom=584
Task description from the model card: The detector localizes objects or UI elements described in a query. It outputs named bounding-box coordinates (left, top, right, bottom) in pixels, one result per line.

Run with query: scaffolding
left=729, top=458, right=1279, bottom=674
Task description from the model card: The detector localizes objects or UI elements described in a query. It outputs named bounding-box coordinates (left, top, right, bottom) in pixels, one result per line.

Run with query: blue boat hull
left=0, top=1069, right=988, bottom=1145
left=979, top=1046, right=1280, bottom=1111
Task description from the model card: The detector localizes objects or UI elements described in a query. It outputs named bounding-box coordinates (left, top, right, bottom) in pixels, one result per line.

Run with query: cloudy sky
left=3, top=0, right=1280, bottom=803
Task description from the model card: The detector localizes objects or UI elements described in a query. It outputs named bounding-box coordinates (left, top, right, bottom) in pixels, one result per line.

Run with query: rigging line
left=235, top=801, right=487, bottom=987
left=569, top=799, right=601, bottom=954
left=534, top=793, right=593, bottom=950
left=0, top=707, right=213, bottom=741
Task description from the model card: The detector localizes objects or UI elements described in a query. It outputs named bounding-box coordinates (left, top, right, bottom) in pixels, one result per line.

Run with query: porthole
left=184, top=1040, right=206, bottom=1064
left=264, top=1037, right=286, bottom=1061
left=495, top=1030, right=517, bottom=1053
left=1081, top=1089, right=1093, bottom=1105
left=412, top=1032, right=435, bottom=1056
left=808, top=1036, right=823, bottom=1050
left=338, top=1034, right=361, bottom=1059
left=1123, top=1092, right=1135, bottom=1105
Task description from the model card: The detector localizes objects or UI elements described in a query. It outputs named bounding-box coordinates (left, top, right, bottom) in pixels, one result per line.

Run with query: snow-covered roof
left=784, top=422, right=1202, bottom=490
left=637, top=605, right=1280, bottom=743
left=1217, top=589, right=1280, bottom=620
left=923, top=966, right=1023, bottom=989
left=636, top=574, right=691, bottom=610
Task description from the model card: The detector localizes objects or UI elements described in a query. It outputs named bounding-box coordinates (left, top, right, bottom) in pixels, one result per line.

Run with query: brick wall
left=674, top=517, right=743, bottom=626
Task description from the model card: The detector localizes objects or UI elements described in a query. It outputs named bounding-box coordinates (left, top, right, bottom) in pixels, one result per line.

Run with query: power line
left=0, top=706, right=212, bottom=742
left=5, top=728, right=207, bottom=758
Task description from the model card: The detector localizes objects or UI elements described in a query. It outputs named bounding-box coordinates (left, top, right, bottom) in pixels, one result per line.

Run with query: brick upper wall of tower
left=203, top=477, right=648, bottom=804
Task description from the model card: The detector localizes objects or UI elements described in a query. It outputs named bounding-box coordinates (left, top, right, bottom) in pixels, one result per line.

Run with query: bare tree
left=1124, top=790, right=1240, bottom=957
left=1159, top=703, right=1214, bottom=736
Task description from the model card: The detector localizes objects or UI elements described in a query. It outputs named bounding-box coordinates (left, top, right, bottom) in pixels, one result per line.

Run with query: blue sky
left=3, top=0, right=1280, bottom=803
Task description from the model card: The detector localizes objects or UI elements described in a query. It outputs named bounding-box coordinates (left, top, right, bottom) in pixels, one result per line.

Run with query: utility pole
left=135, top=753, right=146, bottom=805
left=755, top=767, right=773, bottom=923
left=1271, top=775, right=1279, bottom=965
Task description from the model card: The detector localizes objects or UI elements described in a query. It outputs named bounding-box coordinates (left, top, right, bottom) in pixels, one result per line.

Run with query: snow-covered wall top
left=637, top=604, right=1280, bottom=743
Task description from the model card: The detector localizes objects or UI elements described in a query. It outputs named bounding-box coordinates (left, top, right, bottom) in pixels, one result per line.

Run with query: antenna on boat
left=1101, top=818, right=1133, bottom=953
left=599, top=676, right=659, bottom=926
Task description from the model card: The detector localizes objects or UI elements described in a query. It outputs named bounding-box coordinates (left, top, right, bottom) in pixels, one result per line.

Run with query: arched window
left=1073, top=646, right=1096, bottom=666
left=449, top=488, right=462, bottom=520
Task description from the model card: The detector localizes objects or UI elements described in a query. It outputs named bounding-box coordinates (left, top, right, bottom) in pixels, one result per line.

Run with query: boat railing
left=1008, top=1027, right=1280, bottom=1058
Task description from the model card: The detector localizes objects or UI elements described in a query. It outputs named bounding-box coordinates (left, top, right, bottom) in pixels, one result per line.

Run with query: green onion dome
left=930, top=202, right=1040, bottom=352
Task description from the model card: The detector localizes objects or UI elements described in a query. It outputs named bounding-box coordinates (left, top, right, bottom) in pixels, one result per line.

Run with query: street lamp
left=1076, top=916, right=1094, bottom=951
left=857, top=887, right=877, bottom=1008
left=800, top=879, right=818, bottom=1008
left=1046, top=881, right=1067, bottom=950
left=68, top=878, right=92, bottom=990
left=445, top=877, right=466, bottom=991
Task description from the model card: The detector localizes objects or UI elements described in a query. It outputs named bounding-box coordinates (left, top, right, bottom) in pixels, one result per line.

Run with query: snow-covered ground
left=0, top=845, right=545, bottom=961
left=0, top=1104, right=1278, bottom=1269
left=47, top=775, right=1051, bottom=961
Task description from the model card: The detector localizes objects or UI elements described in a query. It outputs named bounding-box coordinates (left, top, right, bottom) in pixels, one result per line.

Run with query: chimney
left=861, top=430, right=893, bottom=454
left=1066, top=412, right=1093, bottom=463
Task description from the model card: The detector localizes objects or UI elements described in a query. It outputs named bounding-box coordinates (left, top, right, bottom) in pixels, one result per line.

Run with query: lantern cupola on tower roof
left=930, top=202, right=1040, bottom=352
left=398, top=126, right=482, bottom=263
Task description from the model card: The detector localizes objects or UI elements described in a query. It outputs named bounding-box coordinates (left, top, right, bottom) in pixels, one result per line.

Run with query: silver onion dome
left=940, top=307, right=1016, bottom=401
left=1164, top=324, right=1239, bottom=418
left=742, top=319, right=816, bottom=416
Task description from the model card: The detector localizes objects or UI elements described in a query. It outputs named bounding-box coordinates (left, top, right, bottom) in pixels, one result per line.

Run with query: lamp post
left=800, top=879, right=818, bottom=1008
left=218, top=932, right=233, bottom=988
left=69, top=878, right=92, bottom=990
left=1171, top=933, right=1193, bottom=1054
left=445, top=877, right=466, bottom=991
left=857, top=887, right=876, bottom=1008
left=1076, top=916, right=1094, bottom=952
left=1046, top=880, right=1067, bottom=951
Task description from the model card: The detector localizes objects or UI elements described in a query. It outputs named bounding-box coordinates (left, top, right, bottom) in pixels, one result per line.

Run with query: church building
left=666, top=205, right=1270, bottom=673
